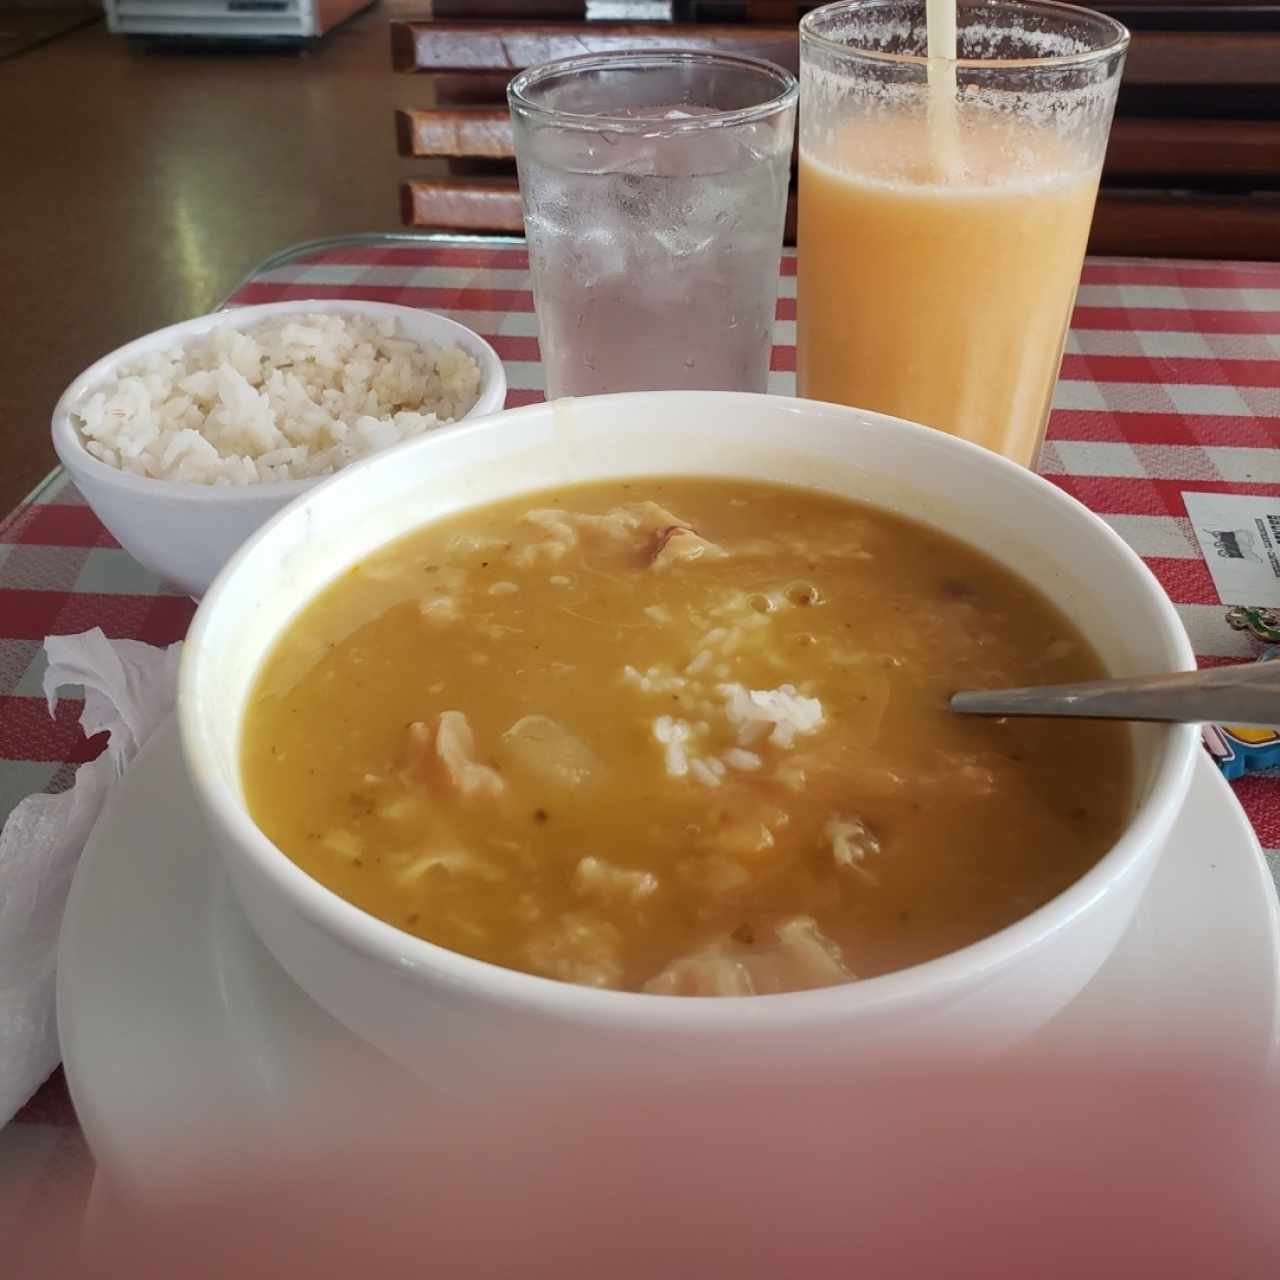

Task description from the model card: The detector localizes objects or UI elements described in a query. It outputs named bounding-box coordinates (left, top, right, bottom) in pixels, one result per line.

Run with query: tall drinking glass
left=509, top=52, right=798, bottom=399
left=797, top=1, right=1128, bottom=467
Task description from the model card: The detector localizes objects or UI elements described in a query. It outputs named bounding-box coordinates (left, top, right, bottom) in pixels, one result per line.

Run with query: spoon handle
left=950, top=659, right=1280, bottom=727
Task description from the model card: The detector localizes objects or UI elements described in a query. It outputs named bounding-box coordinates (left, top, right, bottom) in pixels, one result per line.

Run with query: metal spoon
left=951, top=659, right=1280, bottom=727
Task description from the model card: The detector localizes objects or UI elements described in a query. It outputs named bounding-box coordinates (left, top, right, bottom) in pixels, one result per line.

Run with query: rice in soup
left=241, top=479, right=1132, bottom=995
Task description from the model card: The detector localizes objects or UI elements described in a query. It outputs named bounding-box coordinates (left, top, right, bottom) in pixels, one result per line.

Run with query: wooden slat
left=420, top=0, right=595, bottom=17
left=691, top=1, right=1280, bottom=26
left=397, top=108, right=514, bottom=159
left=401, top=176, right=525, bottom=232
left=403, top=2, right=804, bottom=21
left=1105, top=118, right=1280, bottom=182
left=1124, top=32, right=1280, bottom=85
left=1097, top=1, right=1278, bottom=6
left=1089, top=192, right=1280, bottom=257
left=1093, top=1, right=1280, bottom=28
left=391, top=21, right=799, bottom=73
left=687, top=2, right=812, bottom=18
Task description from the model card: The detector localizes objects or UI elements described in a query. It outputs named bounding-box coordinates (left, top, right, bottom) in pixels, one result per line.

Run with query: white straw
left=926, top=0, right=960, bottom=180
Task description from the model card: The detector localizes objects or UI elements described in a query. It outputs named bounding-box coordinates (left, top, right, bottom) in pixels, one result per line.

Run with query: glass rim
left=507, top=50, right=799, bottom=134
left=799, top=0, right=1130, bottom=73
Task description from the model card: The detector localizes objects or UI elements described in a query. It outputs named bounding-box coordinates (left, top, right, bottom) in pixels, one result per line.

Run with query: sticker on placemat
left=1183, top=492, right=1280, bottom=606
left=1202, top=640, right=1280, bottom=780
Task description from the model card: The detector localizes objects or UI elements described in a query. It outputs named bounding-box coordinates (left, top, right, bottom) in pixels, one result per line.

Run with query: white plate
left=59, top=719, right=1280, bottom=1200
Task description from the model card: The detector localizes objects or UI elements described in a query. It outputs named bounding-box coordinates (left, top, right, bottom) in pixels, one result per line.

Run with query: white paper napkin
left=0, top=629, right=181, bottom=1126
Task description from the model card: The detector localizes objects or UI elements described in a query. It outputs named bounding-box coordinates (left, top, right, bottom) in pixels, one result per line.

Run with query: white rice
left=650, top=687, right=823, bottom=786
left=720, top=683, right=825, bottom=749
left=652, top=715, right=694, bottom=777
left=689, top=758, right=723, bottom=788
left=624, top=664, right=689, bottom=695
left=72, top=312, right=483, bottom=485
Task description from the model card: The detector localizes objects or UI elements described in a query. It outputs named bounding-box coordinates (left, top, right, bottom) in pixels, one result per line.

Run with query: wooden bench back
left=393, top=3, right=1280, bottom=258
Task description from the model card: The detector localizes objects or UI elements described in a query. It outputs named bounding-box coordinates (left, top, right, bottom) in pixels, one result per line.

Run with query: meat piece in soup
left=241, top=478, right=1132, bottom=995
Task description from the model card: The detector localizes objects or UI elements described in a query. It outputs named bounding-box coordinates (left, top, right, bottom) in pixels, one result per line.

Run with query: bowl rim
left=180, top=390, right=1198, bottom=1028
left=49, top=298, right=509, bottom=503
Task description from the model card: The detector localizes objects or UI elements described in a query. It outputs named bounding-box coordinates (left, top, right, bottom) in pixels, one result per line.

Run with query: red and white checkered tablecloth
left=2, top=235, right=1279, bottom=1212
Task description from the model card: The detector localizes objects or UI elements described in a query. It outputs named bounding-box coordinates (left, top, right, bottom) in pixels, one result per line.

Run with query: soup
left=242, top=479, right=1131, bottom=995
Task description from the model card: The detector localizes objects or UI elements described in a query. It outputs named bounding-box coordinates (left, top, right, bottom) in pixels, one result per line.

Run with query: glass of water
left=508, top=51, right=798, bottom=399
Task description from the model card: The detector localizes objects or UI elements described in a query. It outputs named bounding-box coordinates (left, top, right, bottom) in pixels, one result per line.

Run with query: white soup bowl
left=178, top=391, right=1197, bottom=1088
left=51, top=299, right=507, bottom=599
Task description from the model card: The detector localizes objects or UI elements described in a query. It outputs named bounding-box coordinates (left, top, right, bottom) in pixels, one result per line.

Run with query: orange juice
left=797, top=117, right=1101, bottom=467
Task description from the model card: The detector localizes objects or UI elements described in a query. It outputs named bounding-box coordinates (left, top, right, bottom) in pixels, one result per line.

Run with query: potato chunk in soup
left=242, top=479, right=1131, bottom=995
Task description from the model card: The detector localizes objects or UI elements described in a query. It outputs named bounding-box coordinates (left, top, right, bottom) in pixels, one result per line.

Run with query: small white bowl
left=51, top=300, right=507, bottom=598
left=180, top=391, right=1198, bottom=1087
